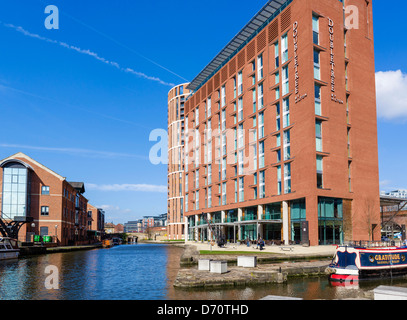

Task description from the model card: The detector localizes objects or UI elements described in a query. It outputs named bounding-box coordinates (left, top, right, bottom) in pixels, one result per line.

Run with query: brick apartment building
left=0, top=152, right=103, bottom=245
left=168, top=0, right=381, bottom=245
left=87, top=203, right=106, bottom=241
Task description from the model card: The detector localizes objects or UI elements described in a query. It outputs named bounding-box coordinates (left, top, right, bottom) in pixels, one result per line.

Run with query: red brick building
left=167, top=84, right=192, bottom=240
left=87, top=203, right=106, bottom=241
left=175, top=0, right=380, bottom=246
left=0, top=152, right=98, bottom=246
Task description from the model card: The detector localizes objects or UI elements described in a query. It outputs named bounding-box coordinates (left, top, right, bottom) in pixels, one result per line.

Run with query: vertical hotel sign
left=293, top=21, right=307, bottom=103
left=328, top=18, right=343, bottom=104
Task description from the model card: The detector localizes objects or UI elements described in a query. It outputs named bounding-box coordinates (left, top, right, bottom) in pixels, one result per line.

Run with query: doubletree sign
left=328, top=18, right=344, bottom=105
left=293, top=21, right=307, bottom=104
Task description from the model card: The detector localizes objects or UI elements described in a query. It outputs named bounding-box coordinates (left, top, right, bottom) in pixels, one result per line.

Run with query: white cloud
left=87, top=183, right=167, bottom=193
left=2, top=23, right=175, bottom=87
left=376, top=70, right=407, bottom=121
left=0, top=143, right=148, bottom=160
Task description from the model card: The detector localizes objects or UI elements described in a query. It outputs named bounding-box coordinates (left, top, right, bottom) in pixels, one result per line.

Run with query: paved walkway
left=192, top=242, right=337, bottom=256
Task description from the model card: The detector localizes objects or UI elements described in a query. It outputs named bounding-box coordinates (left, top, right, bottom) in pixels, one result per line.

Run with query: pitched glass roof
left=187, top=0, right=292, bottom=92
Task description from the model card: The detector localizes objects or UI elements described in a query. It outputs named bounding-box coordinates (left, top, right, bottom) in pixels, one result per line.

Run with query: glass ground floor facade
left=187, top=197, right=346, bottom=245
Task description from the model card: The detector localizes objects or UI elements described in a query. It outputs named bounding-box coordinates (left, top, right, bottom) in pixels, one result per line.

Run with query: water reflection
left=0, top=244, right=406, bottom=300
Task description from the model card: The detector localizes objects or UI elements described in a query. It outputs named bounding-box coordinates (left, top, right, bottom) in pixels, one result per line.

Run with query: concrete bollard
left=374, top=286, right=407, bottom=300
left=210, top=261, right=228, bottom=274
left=198, top=259, right=212, bottom=271
left=237, top=256, right=257, bottom=268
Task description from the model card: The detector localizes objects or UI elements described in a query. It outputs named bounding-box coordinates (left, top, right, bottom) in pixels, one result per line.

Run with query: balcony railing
left=223, top=217, right=238, bottom=223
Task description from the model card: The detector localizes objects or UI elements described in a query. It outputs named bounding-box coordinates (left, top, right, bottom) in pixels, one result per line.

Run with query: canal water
left=1, top=244, right=407, bottom=300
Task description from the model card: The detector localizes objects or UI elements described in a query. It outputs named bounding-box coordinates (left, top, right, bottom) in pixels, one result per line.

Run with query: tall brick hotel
left=167, top=0, right=380, bottom=246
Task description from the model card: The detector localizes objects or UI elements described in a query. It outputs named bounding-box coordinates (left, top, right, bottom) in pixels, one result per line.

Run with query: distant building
left=381, top=190, right=407, bottom=199
left=115, top=223, right=124, bottom=233
left=87, top=204, right=105, bottom=240
left=104, top=223, right=115, bottom=234
left=124, top=214, right=168, bottom=233
left=124, top=221, right=141, bottom=233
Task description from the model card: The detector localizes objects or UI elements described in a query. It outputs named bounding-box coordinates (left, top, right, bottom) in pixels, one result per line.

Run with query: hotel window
left=316, top=120, right=322, bottom=152
left=207, top=141, right=212, bottom=167
left=195, top=107, right=199, bottom=125
left=222, top=157, right=226, bottom=180
left=221, top=109, right=226, bottom=131
left=282, top=65, right=289, bottom=96
left=275, top=71, right=280, bottom=85
left=258, top=112, right=264, bottom=139
left=208, top=164, right=212, bottom=185
left=252, top=144, right=257, bottom=171
left=238, top=97, right=243, bottom=122
left=238, top=150, right=244, bottom=175
left=239, top=177, right=244, bottom=202
left=276, top=102, right=281, bottom=131
left=259, top=141, right=265, bottom=169
left=41, top=206, right=49, bottom=216
left=41, top=186, right=50, bottom=195
left=259, top=170, right=265, bottom=198
left=283, top=130, right=291, bottom=161
left=345, top=62, right=349, bottom=91
left=222, top=182, right=227, bottom=205
left=275, top=87, right=280, bottom=100
left=238, top=124, right=244, bottom=148
left=234, top=180, right=238, bottom=203
left=252, top=88, right=257, bottom=113
left=313, top=15, right=319, bottom=45
left=315, top=84, right=321, bottom=116
left=274, top=41, right=279, bottom=68
left=195, top=191, right=199, bottom=210
left=284, top=163, right=292, bottom=194
left=238, top=71, right=243, bottom=95
left=282, top=98, right=290, bottom=128
left=314, top=49, right=320, bottom=80
left=277, top=166, right=282, bottom=195
left=233, top=77, right=237, bottom=98
left=195, top=169, right=199, bottom=189
left=348, top=161, right=352, bottom=192
left=276, top=133, right=281, bottom=147
left=281, top=34, right=288, bottom=64
left=317, top=155, right=323, bottom=189
left=222, top=133, right=227, bottom=157
left=257, top=54, right=264, bottom=81
left=221, top=85, right=226, bottom=108
left=207, top=97, right=212, bottom=118
left=195, top=129, right=200, bottom=167
left=258, top=83, right=264, bottom=110
left=276, top=149, right=281, bottom=163
left=233, top=128, right=237, bottom=151
left=208, top=187, right=212, bottom=208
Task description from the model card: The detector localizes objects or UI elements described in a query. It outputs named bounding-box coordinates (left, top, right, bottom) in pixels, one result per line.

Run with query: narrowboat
left=102, top=239, right=113, bottom=248
left=327, top=243, right=407, bottom=284
left=0, top=237, right=20, bottom=260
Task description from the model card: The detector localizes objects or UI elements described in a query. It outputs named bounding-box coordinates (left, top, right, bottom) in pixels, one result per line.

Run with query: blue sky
left=0, top=0, right=406, bottom=224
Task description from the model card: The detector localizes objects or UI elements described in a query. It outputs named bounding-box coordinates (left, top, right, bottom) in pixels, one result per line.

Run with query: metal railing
left=342, top=240, right=406, bottom=248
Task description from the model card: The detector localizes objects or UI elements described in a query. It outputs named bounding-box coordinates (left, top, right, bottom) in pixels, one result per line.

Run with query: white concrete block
left=237, top=256, right=257, bottom=268
left=198, top=259, right=212, bottom=271
left=374, top=286, right=407, bottom=300
left=210, top=261, right=228, bottom=274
